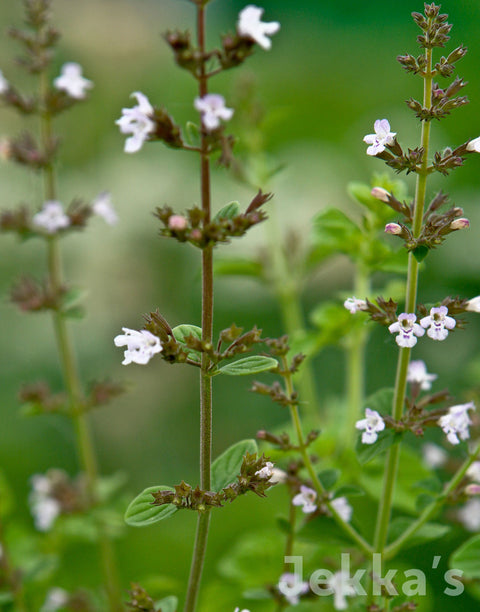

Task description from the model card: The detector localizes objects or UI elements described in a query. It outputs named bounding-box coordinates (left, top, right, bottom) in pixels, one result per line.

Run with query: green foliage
left=172, top=324, right=202, bottom=362
left=214, top=201, right=241, bottom=221
left=211, top=439, right=258, bottom=492
left=218, top=356, right=278, bottom=376
left=155, top=595, right=178, bottom=612
left=213, top=257, right=263, bottom=278
left=450, top=534, right=480, bottom=579
left=388, top=517, right=450, bottom=548
left=124, top=486, right=178, bottom=527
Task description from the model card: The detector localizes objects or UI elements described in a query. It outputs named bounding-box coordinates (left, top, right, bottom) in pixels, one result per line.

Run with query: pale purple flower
left=116, top=92, right=155, bottom=153
left=407, top=360, right=437, bottom=390
left=330, top=496, right=353, bottom=522
left=439, top=402, right=475, bottom=445
left=194, top=94, right=233, bottom=131
left=255, top=461, right=275, bottom=479
left=466, top=296, right=480, bottom=313
left=114, top=327, right=162, bottom=365
left=237, top=5, right=280, bottom=50
left=292, top=485, right=317, bottom=514
left=458, top=498, right=480, bottom=531
left=0, top=70, right=9, bottom=94
left=420, top=306, right=456, bottom=341
left=363, top=119, right=396, bottom=156
left=277, top=572, right=309, bottom=605
left=385, top=222, right=402, bottom=235
left=327, top=571, right=356, bottom=611
left=32, top=200, right=70, bottom=234
left=344, top=296, right=367, bottom=314
left=92, top=191, right=118, bottom=225
left=356, top=408, right=385, bottom=444
left=422, top=443, right=448, bottom=469
left=466, top=461, right=480, bottom=483
left=388, top=313, right=425, bottom=348
left=467, top=136, right=480, bottom=153
left=53, top=62, right=93, bottom=99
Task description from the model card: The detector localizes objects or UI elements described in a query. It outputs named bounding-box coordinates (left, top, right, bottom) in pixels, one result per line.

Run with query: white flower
left=29, top=474, right=61, bottom=532
left=420, top=306, right=456, bottom=341
left=344, top=296, right=367, bottom=314
left=356, top=408, right=385, bottom=444
left=237, top=5, right=280, bottom=50
left=327, top=571, right=356, bottom=610
left=458, top=498, right=480, bottom=531
left=32, top=200, right=70, bottom=234
left=422, top=443, right=447, bottom=469
left=439, top=402, right=475, bottom=445
left=234, top=609, right=250, bottom=612
left=330, top=496, right=353, bottom=522
left=194, top=94, right=234, bottom=131
left=92, top=191, right=118, bottom=225
left=467, top=461, right=480, bottom=483
left=53, top=62, right=93, bottom=99
left=269, top=467, right=288, bottom=484
left=388, top=313, right=425, bottom=348
left=255, top=461, right=274, bottom=479
left=116, top=92, right=155, bottom=153
left=363, top=119, right=396, bottom=156
left=0, top=70, right=9, bottom=94
left=277, top=572, right=309, bottom=605
left=407, top=360, right=437, bottom=390
left=114, top=327, right=162, bottom=365
left=41, top=587, right=69, bottom=612
left=292, top=485, right=317, bottom=514
left=466, top=296, right=480, bottom=313
left=466, top=136, right=480, bottom=153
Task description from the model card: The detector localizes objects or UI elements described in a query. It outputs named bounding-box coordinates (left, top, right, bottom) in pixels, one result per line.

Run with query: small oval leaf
left=172, top=324, right=202, bottom=344
left=211, top=439, right=258, bottom=492
left=214, top=201, right=240, bottom=221
left=219, top=356, right=278, bottom=376
left=450, top=534, right=480, bottom=579
left=154, top=595, right=178, bottom=612
left=124, top=486, right=177, bottom=527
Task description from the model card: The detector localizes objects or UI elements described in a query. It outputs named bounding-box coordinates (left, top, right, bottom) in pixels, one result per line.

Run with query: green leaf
left=318, top=469, right=339, bottom=490
left=211, top=439, right=257, bottom=492
left=364, top=387, right=394, bottom=414
left=214, top=201, right=240, bottom=221
left=218, top=356, right=278, bottom=376
left=412, top=245, right=429, bottom=262
left=154, top=595, right=178, bottom=612
left=172, top=324, right=202, bottom=362
left=388, top=517, right=450, bottom=548
left=309, top=208, right=364, bottom=263
left=124, top=486, right=177, bottom=527
left=334, top=485, right=365, bottom=498
left=185, top=121, right=200, bottom=147
left=60, top=288, right=87, bottom=319
left=450, top=534, right=480, bottom=579
left=276, top=516, right=292, bottom=535
left=296, top=516, right=353, bottom=547
left=356, top=429, right=403, bottom=465
left=213, top=257, right=263, bottom=278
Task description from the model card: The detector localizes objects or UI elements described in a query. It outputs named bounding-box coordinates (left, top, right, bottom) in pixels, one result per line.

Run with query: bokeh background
left=2, top=0, right=480, bottom=610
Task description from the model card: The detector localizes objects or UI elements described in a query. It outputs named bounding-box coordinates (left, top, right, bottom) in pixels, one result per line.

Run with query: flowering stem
left=39, top=72, right=122, bottom=612
left=372, top=47, right=433, bottom=560
left=385, top=442, right=480, bottom=559
left=183, top=5, right=213, bottom=612
left=281, top=357, right=373, bottom=555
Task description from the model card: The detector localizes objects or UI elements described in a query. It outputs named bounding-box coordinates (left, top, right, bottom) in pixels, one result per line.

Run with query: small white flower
left=344, top=296, right=367, bottom=314
left=255, top=461, right=275, bottom=479
left=29, top=474, right=61, bottom=532
left=422, top=442, right=447, bottom=469
left=466, top=296, right=480, bottom=313
left=0, top=70, right=9, bottom=94
left=234, top=609, right=250, bottom=612
left=92, top=191, right=118, bottom=225
left=269, top=467, right=288, bottom=484
left=356, top=408, right=385, bottom=444
left=458, top=498, right=480, bottom=531
left=407, top=360, right=437, bottom=390
left=53, top=62, right=93, bottom=99
left=116, top=92, right=155, bottom=153
left=114, top=327, right=162, bottom=365
left=363, top=119, right=396, bottom=156
left=194, top=94, right=234, bottom=131
left=466, top=136, right=480, bottom=153
left=388, top=313, right=425, bottom=348
left=420, top=306, right=456, bottom=341
left=327, top=571, right=356, bottom=611
left=41, top=587, right=69, bottom=612
left=439, top=402, right=475, bottom=445
left=292, top=485, right=317, bottom=514
left=237, top=5, right=280, bottom=51
left=277, top=572, right=309, bottom=605
left=330, top=496, right=353, bottom=523
left=466, top=461, right=480, bottom=483
left=32, top=200, right=70, bottom=234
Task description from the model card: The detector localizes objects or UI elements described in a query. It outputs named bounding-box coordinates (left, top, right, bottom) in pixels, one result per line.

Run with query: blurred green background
left=2, top=0, right=480, bottom=609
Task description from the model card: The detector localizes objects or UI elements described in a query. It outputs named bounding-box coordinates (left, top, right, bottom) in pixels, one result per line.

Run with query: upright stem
left=39, top=72, right=122, bottom=612
left=184, top=5, right=213, bottom=611
left=372, top=47, right=433, bottom=558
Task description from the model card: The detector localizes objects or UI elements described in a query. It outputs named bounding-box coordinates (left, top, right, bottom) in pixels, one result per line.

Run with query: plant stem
left=39, top=72, right=122, bottom=612
left=372, top=47, right=433, bottom=559
left=281, top=357, right=373, bottom=555
left=184, top=5, right=213, bottom=611
left=0, top=519, right=27, bottom=612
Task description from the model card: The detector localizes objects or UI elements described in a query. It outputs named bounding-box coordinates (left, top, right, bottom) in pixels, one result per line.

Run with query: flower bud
left=449, top=217, right=470, bottom=230
left=168, top=214, right=188, bottom=231
left=466, top=296, right=480, bottom=313
left=465, top=484, right=480, bottom=496
left=467, top=136, right=480, bottom=153
left=371, top=187, right=390, bottom=202
left=385, top=222, right=402, bottom=235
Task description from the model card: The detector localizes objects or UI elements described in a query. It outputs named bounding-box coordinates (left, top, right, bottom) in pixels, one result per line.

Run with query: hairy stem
left=183, top=5, right=213, bottom=611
